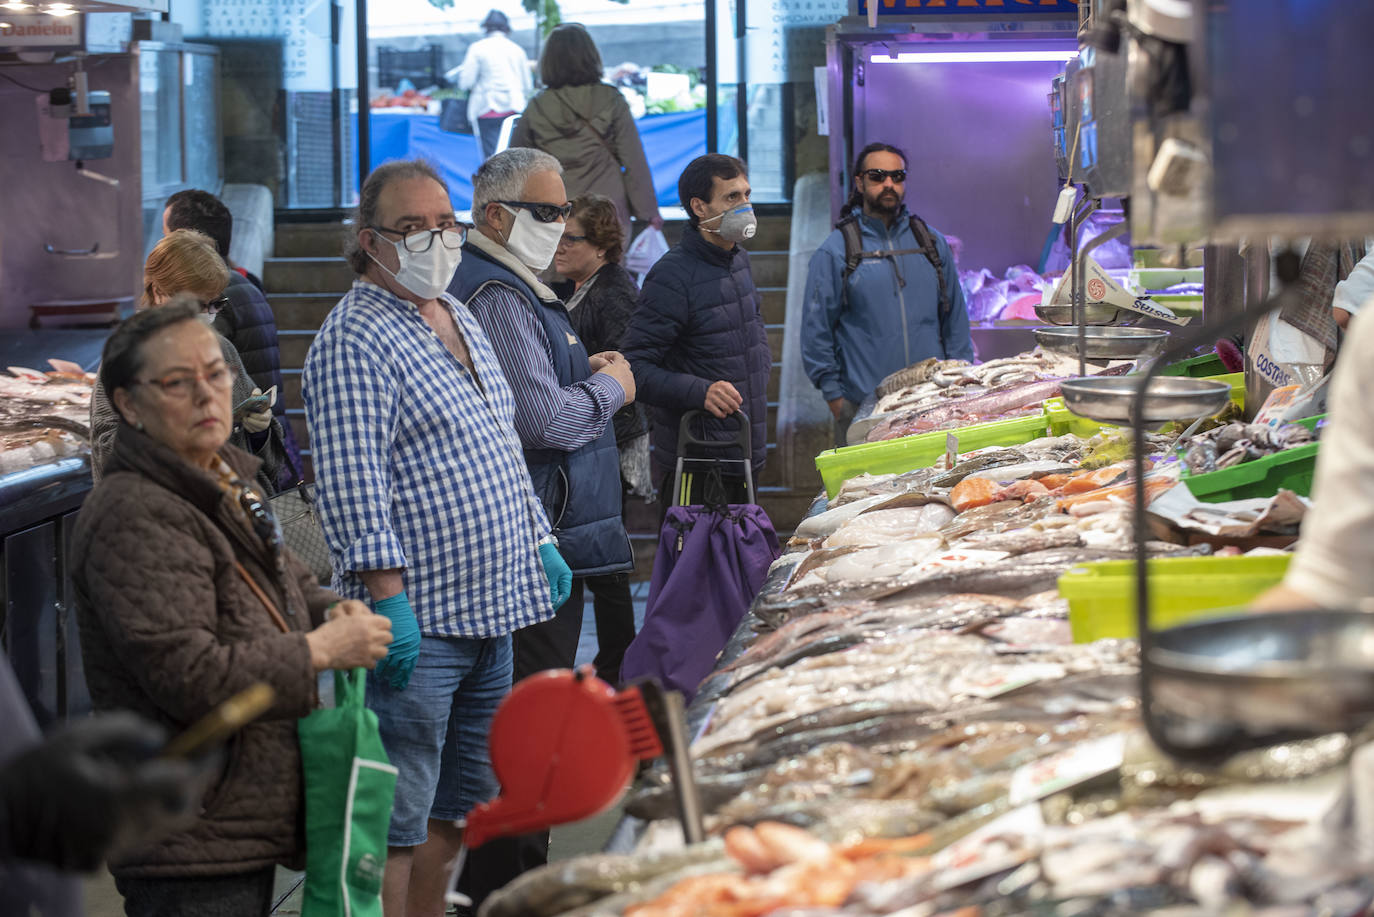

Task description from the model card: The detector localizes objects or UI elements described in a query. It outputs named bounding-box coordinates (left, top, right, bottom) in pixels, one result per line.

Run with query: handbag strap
left=235, top=560, right=290, bottom=634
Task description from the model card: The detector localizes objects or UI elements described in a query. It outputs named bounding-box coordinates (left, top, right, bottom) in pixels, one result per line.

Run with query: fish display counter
left=481, top=346, right=1362, bottom=917
left=0, top=362, right=96, bottom=727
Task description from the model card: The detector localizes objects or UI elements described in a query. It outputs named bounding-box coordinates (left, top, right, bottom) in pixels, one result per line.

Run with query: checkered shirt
left=303, top=279, right=553, bottom=637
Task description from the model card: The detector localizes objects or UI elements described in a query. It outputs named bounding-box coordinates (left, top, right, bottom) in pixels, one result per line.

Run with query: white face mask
left=501, top=205, right=565, bottom=270
left=369, top=232, right=463, bottom=301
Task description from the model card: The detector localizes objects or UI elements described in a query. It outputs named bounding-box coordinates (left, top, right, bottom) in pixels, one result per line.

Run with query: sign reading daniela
left=853, top=0, right=1078, bottom=15
left=0, top=14, right=83, bottom=48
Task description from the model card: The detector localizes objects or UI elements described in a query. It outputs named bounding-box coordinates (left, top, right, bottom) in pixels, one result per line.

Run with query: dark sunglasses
left=861, top=168, right=906, bottom=184
left=203, top=295, right=230, bottom=314
left=498, top=200, right=572, bottom=223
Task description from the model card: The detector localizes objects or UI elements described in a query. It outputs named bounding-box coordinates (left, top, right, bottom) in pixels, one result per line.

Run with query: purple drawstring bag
left=620, top=504, right=780, bottom=702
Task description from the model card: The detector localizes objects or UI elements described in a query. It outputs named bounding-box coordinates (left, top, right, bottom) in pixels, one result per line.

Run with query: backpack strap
left=907, top=213, right=951, bottom=319
left=835, top=210, right=951, bottom=318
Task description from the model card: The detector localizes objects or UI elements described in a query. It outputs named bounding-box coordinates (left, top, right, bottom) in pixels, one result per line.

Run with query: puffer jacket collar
left=681, top=224, right=738, bottom=268
left=104, top=422, right=271, bottom=569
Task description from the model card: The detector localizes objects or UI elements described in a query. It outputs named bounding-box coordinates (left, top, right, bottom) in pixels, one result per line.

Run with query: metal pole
left=1132, top=250, right=1301, bottom=763
left=355, top=0, right=369, bottom=187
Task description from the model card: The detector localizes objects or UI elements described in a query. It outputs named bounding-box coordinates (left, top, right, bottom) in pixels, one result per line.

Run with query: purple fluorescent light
left=870, top=50, right=1079, bottom=64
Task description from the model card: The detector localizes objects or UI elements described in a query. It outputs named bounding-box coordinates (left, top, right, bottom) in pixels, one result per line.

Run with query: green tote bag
left=298, top=668, right=398, bottom=917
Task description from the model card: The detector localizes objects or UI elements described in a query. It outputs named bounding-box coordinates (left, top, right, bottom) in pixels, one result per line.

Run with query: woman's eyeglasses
left=132, top=364, right=239, bottom=400
left=498, top=200, right=573, bottom=224
left=557, top=233, right=588, bottom=248
left=861, top=168, right=906, bottom=184
left=370, top=224, right=468, bottom=253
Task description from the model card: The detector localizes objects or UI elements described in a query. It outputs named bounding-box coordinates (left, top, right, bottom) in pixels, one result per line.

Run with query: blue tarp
left=362, top=109, right=706, bottom=210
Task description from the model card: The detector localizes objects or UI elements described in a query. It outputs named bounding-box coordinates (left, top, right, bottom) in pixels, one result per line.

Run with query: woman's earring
left=136, top=421, right=145, bottom=431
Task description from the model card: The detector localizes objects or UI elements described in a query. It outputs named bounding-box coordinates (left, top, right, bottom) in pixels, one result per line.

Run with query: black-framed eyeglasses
left=370, top=224, right=468, bottom=253
left=131, top=363, right=239, bottom=400
left=861, top=168, right=906, bottom=184
left=498, top=200, right=572, bottom=224
left=557, top=233, right=588, bottom=247
left=203, top=295, right=230, bottom=315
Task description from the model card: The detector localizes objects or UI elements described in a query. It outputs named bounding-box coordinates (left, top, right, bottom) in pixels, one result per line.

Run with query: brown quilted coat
left=72, top=424, right=337, bottom=878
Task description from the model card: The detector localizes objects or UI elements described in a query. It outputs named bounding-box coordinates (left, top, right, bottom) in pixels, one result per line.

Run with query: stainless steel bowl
left=1059, top=375, right=1230, bottom=425
left=1033, top=302, right=1141, bottom=326
left=1034, top=326, right=1168, bottom=360
left=1145, top=610, right=1374, bottom=757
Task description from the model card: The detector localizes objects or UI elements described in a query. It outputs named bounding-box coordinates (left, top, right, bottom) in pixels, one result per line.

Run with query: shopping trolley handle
left=677, top=409, right=752, bottom=455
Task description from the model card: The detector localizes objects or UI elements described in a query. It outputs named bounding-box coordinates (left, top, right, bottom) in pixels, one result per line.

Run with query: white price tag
left=954, top=663, right=1068, bottom=699
left=931, top=803, right=1045, bottom=891
left=1008, top=733, right=1126, bottom=807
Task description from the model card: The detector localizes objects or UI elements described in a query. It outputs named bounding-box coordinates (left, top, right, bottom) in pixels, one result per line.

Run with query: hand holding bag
left=298, top=669, right=397, bottom=917
left=235, top=563, right=396, bottom=917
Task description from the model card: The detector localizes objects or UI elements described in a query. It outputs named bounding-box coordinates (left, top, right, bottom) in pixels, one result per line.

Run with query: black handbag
left=270, top=483, right=333, bottom=586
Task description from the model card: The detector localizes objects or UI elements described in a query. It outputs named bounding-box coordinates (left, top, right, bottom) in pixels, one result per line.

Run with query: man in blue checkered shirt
left=302, top=160, right=572, bottom=916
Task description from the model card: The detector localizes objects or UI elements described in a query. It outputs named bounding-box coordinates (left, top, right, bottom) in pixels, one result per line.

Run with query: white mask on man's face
left=500, top=205, right=565, bottom=270
left=368, top=231, right=463, bottom=301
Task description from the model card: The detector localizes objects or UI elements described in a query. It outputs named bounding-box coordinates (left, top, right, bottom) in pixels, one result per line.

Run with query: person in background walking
left=452, top=10, right=532, bottom=160
left=511, top=23, right=662, bottom=240
left=551, top=192, right=652, bottom=686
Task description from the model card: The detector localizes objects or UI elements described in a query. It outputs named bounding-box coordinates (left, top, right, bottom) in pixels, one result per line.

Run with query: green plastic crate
left=1180, top=414, right=1324, bottom=502
left=1059, top=554, right=1292, bottom=642
left=1159, top=353, right=1227, bottom=377
left=815, top=412, right=1050, bottom=498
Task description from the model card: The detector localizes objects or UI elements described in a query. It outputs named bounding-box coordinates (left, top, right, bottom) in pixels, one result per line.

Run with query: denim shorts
left=366, top=634, right=513, bottom=847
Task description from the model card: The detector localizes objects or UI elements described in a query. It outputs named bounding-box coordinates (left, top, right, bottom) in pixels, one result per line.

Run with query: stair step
left=263, top=257, right=354, bottom=295
left=275, top=222, right=351, bottom=259
left=278, top=330, right=318, bottom=368
left=759, top=287, right=786, bottom=325
left=747, top=251, right=789, bottom=288
left=271, top=293, right=341, bottom=331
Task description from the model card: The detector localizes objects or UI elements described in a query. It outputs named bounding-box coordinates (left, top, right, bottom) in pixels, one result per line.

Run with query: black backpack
left=836, top=211, right=951, bottom=318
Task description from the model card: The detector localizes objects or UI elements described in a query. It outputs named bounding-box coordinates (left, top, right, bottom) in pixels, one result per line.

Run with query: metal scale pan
left=1034, top=326, right=1168, bottom=361
left=1033, top=301, right=1142, bottom=326
left=1059, top=375, right=1231, bottom=426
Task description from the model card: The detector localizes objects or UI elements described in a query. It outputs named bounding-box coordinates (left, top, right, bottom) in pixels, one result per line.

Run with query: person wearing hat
left=451, top=10, right=533, bottom=160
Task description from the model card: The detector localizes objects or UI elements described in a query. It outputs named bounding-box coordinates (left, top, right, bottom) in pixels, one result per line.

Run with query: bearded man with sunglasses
left=802, top=142, right=973, bottom=444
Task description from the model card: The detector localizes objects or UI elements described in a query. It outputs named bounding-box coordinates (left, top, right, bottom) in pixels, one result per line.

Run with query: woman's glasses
left=557, top=233, right=588, bottom=248
left=133, top=364, right=239, bottom=400
left=498, top=200, right=573, bottom=224
left=371, top=225, right=468, bottom=253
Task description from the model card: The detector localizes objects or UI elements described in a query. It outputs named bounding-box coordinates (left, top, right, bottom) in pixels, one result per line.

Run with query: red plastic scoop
left=462, top=667, right=663, bottom=849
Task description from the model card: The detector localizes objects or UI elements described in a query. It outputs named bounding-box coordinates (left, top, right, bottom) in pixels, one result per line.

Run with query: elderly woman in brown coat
left=72, top=301, right=392, bottom=917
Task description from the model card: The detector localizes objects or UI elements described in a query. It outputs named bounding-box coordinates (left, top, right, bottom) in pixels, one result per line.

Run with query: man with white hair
left=448, top=147, right=635, bottom=891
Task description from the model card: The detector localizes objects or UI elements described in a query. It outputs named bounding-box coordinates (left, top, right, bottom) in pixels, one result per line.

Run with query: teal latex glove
left=538, top=542, right=573, bottom=609
left=373, top=591, right=421, bottom=689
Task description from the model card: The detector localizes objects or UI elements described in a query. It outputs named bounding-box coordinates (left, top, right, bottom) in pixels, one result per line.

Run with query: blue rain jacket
left=802, top=207, right=974, bottom=405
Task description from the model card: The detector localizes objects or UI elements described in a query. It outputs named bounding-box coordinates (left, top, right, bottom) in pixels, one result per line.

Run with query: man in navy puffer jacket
left=623, top=154, right=770, bottom=514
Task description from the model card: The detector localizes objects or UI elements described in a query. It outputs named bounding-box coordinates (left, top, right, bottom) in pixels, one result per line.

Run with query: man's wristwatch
left=538, top=533, right=559, bottom=548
